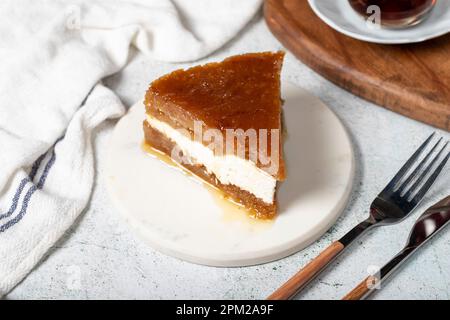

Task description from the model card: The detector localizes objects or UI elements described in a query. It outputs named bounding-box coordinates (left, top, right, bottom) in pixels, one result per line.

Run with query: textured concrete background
left=7, top=12, right=450, bottom=300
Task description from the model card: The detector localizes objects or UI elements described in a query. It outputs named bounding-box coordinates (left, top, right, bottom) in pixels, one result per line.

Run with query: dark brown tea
left=349, top=0, right=436, bottom=27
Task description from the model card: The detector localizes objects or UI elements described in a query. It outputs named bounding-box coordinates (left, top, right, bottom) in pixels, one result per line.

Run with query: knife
left=343, top=195, right=450, bottom=300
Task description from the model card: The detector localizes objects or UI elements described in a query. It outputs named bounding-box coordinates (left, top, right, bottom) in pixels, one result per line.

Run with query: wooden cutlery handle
left=342, top=275, right=378, bottom=300
left=267, top=241, right=345, bottom=300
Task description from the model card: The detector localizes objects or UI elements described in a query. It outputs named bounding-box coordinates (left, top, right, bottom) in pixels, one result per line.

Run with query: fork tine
left=382, top=132, right=435, bottom=193
left=404, top=141, right=448, bottom=199
left=397, top=138, right=442, bottom=193
left=410, top=148, right=449, bottom=206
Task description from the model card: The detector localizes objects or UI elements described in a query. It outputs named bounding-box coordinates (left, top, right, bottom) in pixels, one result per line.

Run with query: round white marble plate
left=106, top=82, right=354, bottom=267
left=308, top=0, right=450, bottom=44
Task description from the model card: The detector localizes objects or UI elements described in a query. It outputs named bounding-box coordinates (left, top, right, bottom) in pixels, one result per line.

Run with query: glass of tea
left=348, top=0, right=437, bottom=28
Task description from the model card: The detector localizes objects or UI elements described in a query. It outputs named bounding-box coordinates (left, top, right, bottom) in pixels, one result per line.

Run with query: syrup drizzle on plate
left=141, top=141, right=274, bottom=232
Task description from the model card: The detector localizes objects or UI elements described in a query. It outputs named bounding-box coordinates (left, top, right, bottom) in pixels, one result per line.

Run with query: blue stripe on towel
left=0, top=153, right=46, bottom=221
left=0, top=149, right=56, bottom=233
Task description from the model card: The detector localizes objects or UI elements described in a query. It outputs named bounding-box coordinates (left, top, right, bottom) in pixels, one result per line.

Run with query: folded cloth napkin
left=0, top=0, right=262, bottom=296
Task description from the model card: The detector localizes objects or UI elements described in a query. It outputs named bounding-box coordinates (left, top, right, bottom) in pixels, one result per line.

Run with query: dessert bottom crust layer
left=143, top=121, right=276, bottom=219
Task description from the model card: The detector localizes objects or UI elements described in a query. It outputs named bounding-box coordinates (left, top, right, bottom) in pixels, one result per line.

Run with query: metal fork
left=267, top=133, right=449, bottom=300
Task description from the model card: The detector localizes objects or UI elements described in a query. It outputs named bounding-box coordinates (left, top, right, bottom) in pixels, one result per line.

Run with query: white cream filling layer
left=146, top=115, right=276, bottom=204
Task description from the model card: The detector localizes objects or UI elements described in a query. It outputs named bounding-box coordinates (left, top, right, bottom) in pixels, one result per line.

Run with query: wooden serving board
left=264, top=0, right=450, bottom=131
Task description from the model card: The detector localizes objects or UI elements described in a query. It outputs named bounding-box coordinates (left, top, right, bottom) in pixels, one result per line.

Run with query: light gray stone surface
left=7, top=13, right=450, bottom=300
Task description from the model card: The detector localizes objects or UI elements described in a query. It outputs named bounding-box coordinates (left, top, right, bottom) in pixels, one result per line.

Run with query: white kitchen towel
left=0, top=0, right=262, bottom=296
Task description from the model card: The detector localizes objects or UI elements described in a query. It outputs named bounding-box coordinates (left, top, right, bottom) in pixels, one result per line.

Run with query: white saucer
left=105, top=82, right=354, bottom=267
left=308, top=0, right=450, bottom=44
